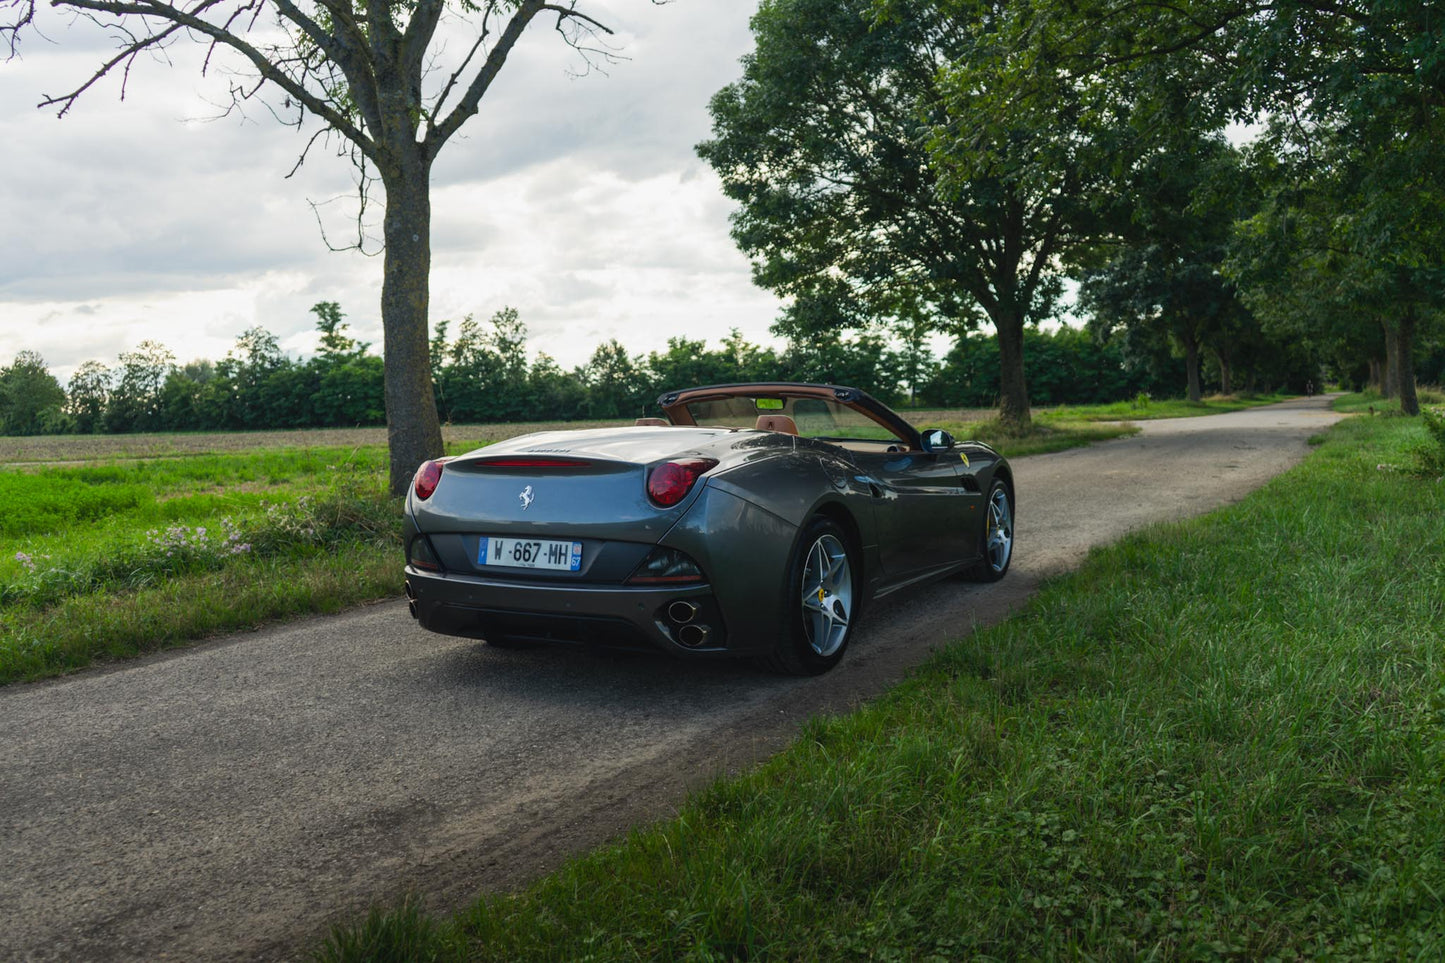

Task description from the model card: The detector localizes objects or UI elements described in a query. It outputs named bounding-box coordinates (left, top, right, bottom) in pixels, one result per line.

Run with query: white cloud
left=0, top=0, right=781, bottom=381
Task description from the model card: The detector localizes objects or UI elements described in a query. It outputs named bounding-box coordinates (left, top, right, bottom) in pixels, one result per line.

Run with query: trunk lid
left=413, top=426, right=733, bottom=541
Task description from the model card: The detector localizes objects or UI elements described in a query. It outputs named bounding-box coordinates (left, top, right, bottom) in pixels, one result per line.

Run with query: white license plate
left=478, top=536, right=583, bottom=572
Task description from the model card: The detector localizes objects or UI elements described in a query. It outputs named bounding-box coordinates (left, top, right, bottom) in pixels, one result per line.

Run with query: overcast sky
left=0, top=1, right=785, bottom=382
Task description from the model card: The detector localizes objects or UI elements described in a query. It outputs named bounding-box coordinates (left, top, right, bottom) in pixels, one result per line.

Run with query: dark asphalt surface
left=0, top=396, right=1344, bottom=961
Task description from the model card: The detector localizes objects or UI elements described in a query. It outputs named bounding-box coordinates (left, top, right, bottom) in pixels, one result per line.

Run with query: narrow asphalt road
left=0, top=396, right=1343, bottom=961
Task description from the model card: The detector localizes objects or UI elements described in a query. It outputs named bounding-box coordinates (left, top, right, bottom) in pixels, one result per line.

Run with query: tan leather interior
left=634, top=417, right=669, bottom=427
left=754, top=414, right=799, bottom=435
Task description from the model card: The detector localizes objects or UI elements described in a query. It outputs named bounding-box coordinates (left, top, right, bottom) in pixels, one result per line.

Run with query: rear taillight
left=646, top=458, right=718, bottom=507
left=413, top=458, right=450, bottom=500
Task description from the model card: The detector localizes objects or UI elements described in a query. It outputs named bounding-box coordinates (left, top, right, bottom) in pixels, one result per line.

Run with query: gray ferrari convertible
left=403, top=382, right=1013, bottom=674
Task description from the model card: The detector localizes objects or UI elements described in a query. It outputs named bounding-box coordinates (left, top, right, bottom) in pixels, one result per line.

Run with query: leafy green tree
left=105, top=341, right=176, bottom=433
left=4, top=0, right=641, bottom=494
left=924, top=327, right=1154, bottom=408
left=1078, top=137, right=1261, bottom=402
left=699, top=0, right=1110, bottom=429
left=158, top=360, right=217, bottom=431
left=315, top=356, right=386, bottom=427
left=0, top=351, right=67, bottom=436
left=306, top=302, right=380, bottom=427
left=211, top=327, right=293, bottom=429
left=66, top=360, right=111, bottom=434
left=311, top=302, right=369, bottom=363
left=644, top=338, right=739, bottom=398
left=779, top=328, right=900, bottom=403
left=436, top=307, right=533, bottom=423
left=924, top=0, right=1445, bottom=412
left=578, top=340, right=647, bottom=419
left=1227, top=116, right=1445, bottom=411
left=718, top=328, right=782, bottom=384
left=527, top=353, right=586, bottom=421
left=915, top=0, right=1444, bottom=130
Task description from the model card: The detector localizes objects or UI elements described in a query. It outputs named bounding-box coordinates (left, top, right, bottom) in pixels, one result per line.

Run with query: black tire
left=760, top=516, right=858, bottom=676
left=967, top=480, right=1014, bottom=583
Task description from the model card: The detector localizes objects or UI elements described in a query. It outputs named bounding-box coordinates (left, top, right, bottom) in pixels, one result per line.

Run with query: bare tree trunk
left=993, top=310, right=1031, bottom=430
left=1183, top=333, right=1202, bottom=402
left=1383, top=322, right=1400, bottom=399
left=1368, top=357, right=1382, bottom=391
left=1397, top=307, right=1419, bottom=416
left=1214, top=349, right=1233, bottom=395
left=381, top=159, right=445, bottom=496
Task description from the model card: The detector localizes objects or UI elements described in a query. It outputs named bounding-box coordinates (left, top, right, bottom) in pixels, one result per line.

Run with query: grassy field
left=0, top=447, right=401, bottom=684
left=318, top=409, right=1445, bottom=960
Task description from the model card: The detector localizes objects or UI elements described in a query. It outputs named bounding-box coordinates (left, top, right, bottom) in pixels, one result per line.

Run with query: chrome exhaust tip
left=667, top=600, right=699, bottom=624
left=677, top=623, right=709, bottom=648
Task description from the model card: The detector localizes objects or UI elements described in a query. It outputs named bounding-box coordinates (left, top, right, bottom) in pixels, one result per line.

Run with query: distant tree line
left=2, top=298, right=1337, bottom=439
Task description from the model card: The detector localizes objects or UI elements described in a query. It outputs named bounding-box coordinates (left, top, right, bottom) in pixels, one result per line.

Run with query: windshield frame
left=657, top=382, right=921, bottom=450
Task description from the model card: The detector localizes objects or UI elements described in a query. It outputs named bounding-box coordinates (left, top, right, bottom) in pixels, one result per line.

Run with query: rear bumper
left=403, top=566, right=732, bottom=657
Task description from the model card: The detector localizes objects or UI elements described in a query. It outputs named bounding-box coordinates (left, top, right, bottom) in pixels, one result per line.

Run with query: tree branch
left=427, top=0, right=545, bottom=152
left=35, top=0, right=381, bottom=163
left=428, top=0, right=616, bottom=153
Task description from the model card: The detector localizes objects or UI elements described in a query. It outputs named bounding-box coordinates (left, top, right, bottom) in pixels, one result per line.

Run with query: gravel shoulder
left=0, top=396, right=1343, bottom=962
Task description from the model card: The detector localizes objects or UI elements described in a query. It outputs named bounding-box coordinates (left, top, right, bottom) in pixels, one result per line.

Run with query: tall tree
left=1079, top=136, right=1258, bottom=402
left=924, top=0, right=1445, bottom=412
left=699, top=0, right=1111, bottom=429
left=106, top=340, right=176, bottom=432
left=436, top=307, right=531, bottom=422
left=0, top=352, right=67, bottom=436
left=4, top=0, right=639, bottom=493
left=312, top=302, right=369, bottom=362
left=577, top=339, right=645, bottom=419
left=66, top=360, right=112, bottom=434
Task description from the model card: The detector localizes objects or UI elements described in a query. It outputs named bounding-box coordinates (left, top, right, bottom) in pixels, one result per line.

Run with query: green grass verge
left=1334, top=386, right=1445, bottom=415
left=1036, top=392, right=1294, bottom=422
left=0, top=446, right=403, bottom=685
left=0, top=548, right=398, bottom=685
left=939, top=418, right=1137, bottom=456
left=317, top=413, right=1445, bottom=961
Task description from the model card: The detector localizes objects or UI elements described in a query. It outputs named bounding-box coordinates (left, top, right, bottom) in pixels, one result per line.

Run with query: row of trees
left=7, top=301, right=1315, bottom=438
left=1, top=305, right=385, bottom=437
left=698, top=0, right=1444, bottom=425
left=0, top=306, right=900, bottom=437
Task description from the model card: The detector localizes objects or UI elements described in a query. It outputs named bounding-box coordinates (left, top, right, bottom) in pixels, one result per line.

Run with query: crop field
left=0, top=420, right=636, bottom=467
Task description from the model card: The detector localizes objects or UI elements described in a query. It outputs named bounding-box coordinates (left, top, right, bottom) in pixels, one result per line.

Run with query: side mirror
left=920, top=429, right=955, bottom=453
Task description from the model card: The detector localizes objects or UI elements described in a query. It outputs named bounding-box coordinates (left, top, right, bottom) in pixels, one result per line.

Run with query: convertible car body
left=403, top=383, right=1013, bottom=674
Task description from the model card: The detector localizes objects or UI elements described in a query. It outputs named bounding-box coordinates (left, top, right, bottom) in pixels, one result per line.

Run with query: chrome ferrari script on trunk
left=519, top=485, right=535, bottom=511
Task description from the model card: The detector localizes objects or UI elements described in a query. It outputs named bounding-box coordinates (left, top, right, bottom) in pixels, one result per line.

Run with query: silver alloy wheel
left=799, top=532, right=852, bottom=657
left=986, top=485, right=1013, bottom=573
